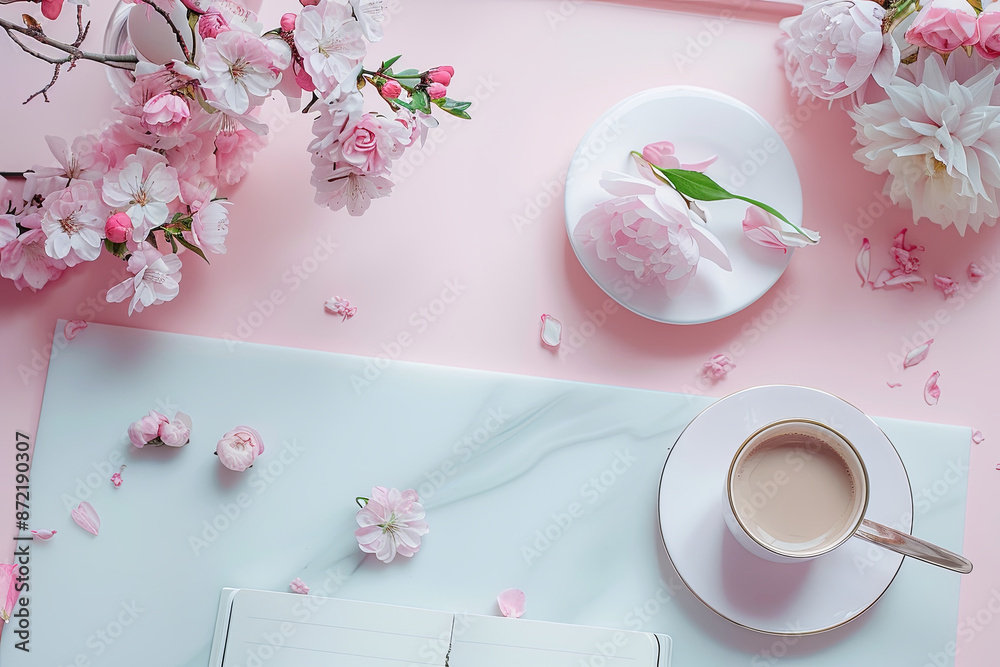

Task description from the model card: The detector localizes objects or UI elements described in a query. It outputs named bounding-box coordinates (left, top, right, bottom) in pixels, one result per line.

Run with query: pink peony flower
left=381, top=79, right=402, bottom=98
left=200, top=31, right=281, bottom=115
left=198, top=11, right=230, bottom=39
left=294, top=0, right=366, bottom=95
left=0, top=216, right=67, bottom=292
left=741, top=206, right=818, bottom=253
left=573, top=166, right=732, bottom=297
left=703, top=354, right=736, bottom=380
left=289, top=578, right=310, bottom=594
left=40, top=181, right=106, bottom=267
left=141, top=93, right=191, bottom=137
left=128, top=410, right=169, bottom=447
left=340, top=113, right=408, bottom=175
left=191, top=199, right=231, bottom=255
left=105, top=212, right=134, bottom=244
left=216, top=426, right=265, bottom=472
left=427, top=82, right=447, bottom=99
left=778, top=0, right=900, bottom=102
left=158, top=412, right=192, bottom=447
left=906, top=0, right=979, bottom=54
left=106, top=241, right=183, bottom=315
left=354, top=487, right=429, bottom=563
left=102, top=148, right=181, bottom=241
left=977, top=3, right=1000, bottom=59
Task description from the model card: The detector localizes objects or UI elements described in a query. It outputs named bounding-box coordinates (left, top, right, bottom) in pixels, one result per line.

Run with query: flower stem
left=355, top=496, right=369, bottom=508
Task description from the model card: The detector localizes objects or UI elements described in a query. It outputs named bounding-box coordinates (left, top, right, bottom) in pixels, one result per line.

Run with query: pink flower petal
left=703, top=354, right=735, bottom=380
left=933, top=275, right=959, bottom=297
left=0, top=563, right=17, bottom=623
left=856, top=238, right=870, bottom=287
left=892, top=228, right=923, bottom=253
left=886, top=382, right=902, bottom=388
left=289, top=577, right=310, bottom=594
left=324, top=296, right=357, bottom=322
left=540, top=314, right=562, bottom=348
left=71, top=501, right=100, bottom=536
left=924, top=371, right=941, bottom=406
left=64, top=319, right=88, bottom=340
left=968, top=263, right=984, bottom=282
left=872, top=268, right=893, bottom=289
left=30, top=529, right=56, bottom=541
left=497, top=588, right=526, bottom=618
left=903, top=339, right=933, bottom=369
left=972, top=430, right=985, bottom=445
left=877, top=271, right=926, bottom=291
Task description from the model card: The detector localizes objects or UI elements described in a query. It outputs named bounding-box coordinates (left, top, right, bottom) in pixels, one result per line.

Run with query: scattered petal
left=540, top=314, right=562, bottom=348
left=289, top=578, right=310, bottom=594
left=875, top=270, right=926, bottom=291
left=71, top=501, right=100, bottom=536
left=886, top=382, right=902, bottom=388
left=64, top=319, right=88, bottom=340
left=872, top=268, right=893, bottom=289
left=111, top=464, right=126, bottom=487
left=497, top=588, right=526, bottom=618
left=923, top=371, right=941, bottom=406
left=933, top=275, right=959, bottom=298
left=0, top=563, right=17, bottom=623
left=968, top=263, right=985, bottom=282
left=30, top=529, right=56, bottom=541
left=856, top=238, right=870, bottom=286
left=702, top=354, right=736, bottom=380
left=742, top=206, right=818, bottom=252
left=892, top=228, right=923, bottom=253
left=903, top=339, right=933, bottom=369
left=324, top=296, right=357, bottom=322
left=972, top=430, right=985, bottom=445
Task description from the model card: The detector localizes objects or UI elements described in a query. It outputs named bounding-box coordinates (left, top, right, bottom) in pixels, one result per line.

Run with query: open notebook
left=209, top=589, right=672, bottom=667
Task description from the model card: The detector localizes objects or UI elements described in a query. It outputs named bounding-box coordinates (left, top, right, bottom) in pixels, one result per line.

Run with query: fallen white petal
left=923, top=371, right=941, bottom=406
left=903, top=339, right=933, bottom=369
left=540, top=314, right=562, bottom=348
left=856, top=239, right=870, bottom=287
left=972, top=430, right=985, bottom=445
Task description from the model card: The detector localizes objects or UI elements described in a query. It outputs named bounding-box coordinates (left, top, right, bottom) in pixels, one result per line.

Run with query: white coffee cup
left=722, top=419, right=973, bottom=573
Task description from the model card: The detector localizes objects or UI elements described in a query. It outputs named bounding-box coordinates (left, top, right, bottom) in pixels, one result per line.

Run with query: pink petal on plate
left=0, top=563, right=17, bottom=623
left=968, top=263, right=984, bottom=282
left=883, top=271, right=926, bottom=291
left=64, top=319, right=88, bottom=340
left=923, top=371, right=941, bottom=406
left=892, top=228, right=923, bottom=252
left=856, top=238, right=870, bottom=287
left=71, top=501, right=100, bottom=536
left=289, top=577, right=310, bottom=594
left=540, top=314, right=562, bottom=348
left=872, top=269, right=893, bottom=289
left=972, top=430, right=985, bottom=445
left=886, top=382, right=902, bottom=388
left=30, top=529, right=56, bottom=541
left=497, top=588, right=526, bottom=618
left=903, top=339, right=933, bottom=369
left=933, top=275, right=959, bottom=297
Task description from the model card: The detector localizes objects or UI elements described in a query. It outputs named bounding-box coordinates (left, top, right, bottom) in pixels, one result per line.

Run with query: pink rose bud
left=216, top=426, right=265, bottom=472
left=437, top=65, right=455, bottom=76
left=197, top=11, right=229, bottom=39
left=427, top=82, right=447, bottom=99
left=381, top=79, right=402, bottom=98
left=905, top=0, right=979, bottom=54
left=280, top=12, right=297, bottom=32
left=977, top=3, right=1000, bottom=59
left=428, top=68, right=452, bottom=86
left=105, top=212, right=133, bottom=244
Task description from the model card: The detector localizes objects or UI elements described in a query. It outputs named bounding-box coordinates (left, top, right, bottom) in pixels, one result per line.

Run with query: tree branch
left=136, top=0, right=191, bottom=63
left=0, top=16, right=138, bottom=66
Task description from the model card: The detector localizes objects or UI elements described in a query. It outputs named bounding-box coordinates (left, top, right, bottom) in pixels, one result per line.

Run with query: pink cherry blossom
left=200, top=31, right=282, bottom=115
left=216, top=426, right=265, bottom=472
left=703, top=354, right=736, bottom=380
left=64, top=319, right=88, bottom=340
left=191, top=199, right=231, bottom=254
left=41, top=181, right=106, bottom=267
left=102, top=149, right=181, bottom=241
left=0, top=216, right=67, bottom=292
left=0, top=215, right=16, bottom=251
left=106, top=242, right=183, bottom=315
left=34, top=134, right=109, bottom=184
left=355, top=487, right=429, bottom=563
left=933, top=274, right=959, bottom=297
left=105, top=212, right=133, bottom=244
left=340, top=113, right=408, bottom=175
left=215, top=126, right=268, bottom=186
left=906, top=0, right=979, bottom=54
left=289, top=578, right=310, bottom=594
left=141, top=93, right=191, bottom=137
left=497, top=589, right=526, bottom=618
left=312, top=157, right=394, bottom=216
left=903, top=339, right=933, bottom=369
left=540, top=314, right=562, bottom=347
left=198, top=11, right=230, bottom=39
left=295, top=0, right=366, bottom=95
left=325, top=296, right=357, bottom=321
left=351, top=0, right=385, bottom=42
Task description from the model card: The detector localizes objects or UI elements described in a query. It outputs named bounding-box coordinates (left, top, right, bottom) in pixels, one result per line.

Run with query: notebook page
left=447, top=614, right=663, bottom=667
left=219, top=590, right=453, bottom=667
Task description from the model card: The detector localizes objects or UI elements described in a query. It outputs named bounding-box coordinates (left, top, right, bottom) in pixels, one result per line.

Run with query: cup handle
left=853, top=519, right=972, bottom=574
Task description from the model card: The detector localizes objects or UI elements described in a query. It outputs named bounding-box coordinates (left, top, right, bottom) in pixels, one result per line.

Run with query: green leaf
left=434, top=97, right=472, bottom=112
left=392, top=97, right=414, bottom=111
left=442, top=107, right=471, bottom=120
left=653, top=166, right=814, bottom=241
left=168, top=235, right=178, bottom=253
left=410, top=89, right=431, bottom=114
left=380, top=55, right=402, bottom=71
left=393, top=68, right=420, bottom=78
left=176, top=236, right=210, bottom=264
left=103, top=239, right=128, bottom=258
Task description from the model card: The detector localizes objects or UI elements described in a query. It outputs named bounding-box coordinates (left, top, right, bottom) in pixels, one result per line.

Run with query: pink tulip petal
left=903, top=339, right=933, bottom=369
left=497, top=588, right=526, bottom=618
left=289, top=577, right=310, bottom=594
left=64, top=319, right=88, bottom=340
left=856, top=239, right=870, bottom=287
left=972, top=430, right=985, bottom=445
left=71, top=501, right=100, bottom=536
left=30, top=529, right=56, bottom=541
left=540, top=314, right=562, bottom=348
left=0, top=563, right=17, bottom=623
left=887, top=382, right=902, bottom=388
left=924, top=371, right=941, bottom=406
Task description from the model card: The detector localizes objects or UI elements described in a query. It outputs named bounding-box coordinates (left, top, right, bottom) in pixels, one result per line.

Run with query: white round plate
left=657, top=385, right=912, bottom=635
left=564, top=87, right=803, bottom=325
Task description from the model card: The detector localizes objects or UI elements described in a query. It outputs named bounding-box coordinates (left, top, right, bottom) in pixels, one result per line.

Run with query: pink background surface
left=1, top=0, right=997, bottom=664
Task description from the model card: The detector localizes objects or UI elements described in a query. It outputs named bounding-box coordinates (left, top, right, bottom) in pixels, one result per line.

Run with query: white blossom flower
left=351, top=0, right=385, bottom=42
left=311, top=153, right=392, bottom=216
left=191, top=199, right=231, bottom=254
left=106, top=242, right=183, bottom=315
left=41, top=181, right=106, bottom=266
left=101, top=148, right=181, bottom=241
left=199, top=30, right=281, bottom=115
left=295, top=0, right=366, bottom=96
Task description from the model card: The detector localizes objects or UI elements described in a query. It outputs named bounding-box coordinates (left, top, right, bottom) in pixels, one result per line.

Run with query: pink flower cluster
left=128, top=410, right=192, bottom=447
left=904, top=0, right=1000, bottom=59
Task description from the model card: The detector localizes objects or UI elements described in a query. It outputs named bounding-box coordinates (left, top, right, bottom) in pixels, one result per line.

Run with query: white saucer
left=564, top=87, right=803, bottom=325
left=657, top=385, right=912, bottom=635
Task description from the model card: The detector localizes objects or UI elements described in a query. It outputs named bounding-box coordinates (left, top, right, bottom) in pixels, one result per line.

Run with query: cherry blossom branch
left=136, top=0, right=192, bottom=63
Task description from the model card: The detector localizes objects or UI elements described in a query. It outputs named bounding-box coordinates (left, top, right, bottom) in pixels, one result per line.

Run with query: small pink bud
left=105, top=212, right=133, bottom=244
left=299, top=0, right=320, bottom=5
left=197, top=11, right=229, bottom=39
left=427, top=82, right=447, bottom=99
left=280, top=12, right=297, bottom=32
left=428, top=69, right=452, bottom=85
left=437, top=65, right=455, bottom=76
left=381, top=79, right=402, bottom=98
